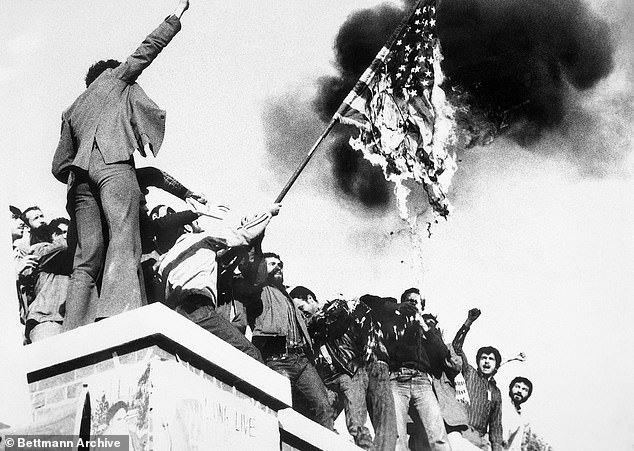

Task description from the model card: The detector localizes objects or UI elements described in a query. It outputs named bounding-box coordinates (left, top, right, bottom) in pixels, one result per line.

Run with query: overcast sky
left=1, top=1, right=633, bottom=449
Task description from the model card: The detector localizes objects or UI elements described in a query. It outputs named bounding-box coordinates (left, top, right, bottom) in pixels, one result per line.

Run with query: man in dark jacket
left=383, top=288, right=451, bottom=451
left=52, top=0, right=191, bottom=332
left=308, top=299, right=377, bottom=449
left=242, top=253, right=333, bottom=430
left=311, top=296, right=399, bottom=450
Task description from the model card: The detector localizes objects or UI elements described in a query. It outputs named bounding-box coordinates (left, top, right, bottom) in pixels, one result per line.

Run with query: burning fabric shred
left=335, top=0, right=458, bottom=220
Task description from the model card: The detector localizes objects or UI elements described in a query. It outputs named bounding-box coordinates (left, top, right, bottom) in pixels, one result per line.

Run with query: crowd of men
left=8, top=1, right=535, bottom=450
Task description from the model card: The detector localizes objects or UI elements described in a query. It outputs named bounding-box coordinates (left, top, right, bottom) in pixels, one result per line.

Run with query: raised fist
left=467, top=308, right=481, bottom=321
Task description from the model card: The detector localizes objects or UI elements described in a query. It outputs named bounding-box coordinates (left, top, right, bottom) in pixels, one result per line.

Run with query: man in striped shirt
left=452, top=308, right=503, bottom=451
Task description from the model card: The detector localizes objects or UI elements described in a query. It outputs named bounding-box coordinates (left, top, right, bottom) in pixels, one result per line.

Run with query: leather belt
left=267, top=345, right=305, bottom=360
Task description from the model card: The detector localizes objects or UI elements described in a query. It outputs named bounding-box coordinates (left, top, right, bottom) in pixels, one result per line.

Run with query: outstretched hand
left=186, top=198, right=213, bottom=217
left=187, top=192, right=207, bottom=205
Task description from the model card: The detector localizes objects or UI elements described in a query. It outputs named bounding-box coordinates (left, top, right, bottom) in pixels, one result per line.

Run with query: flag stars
left=367, top=1, right=438, bottom=104
left=336, top=1, right=447, bottom=218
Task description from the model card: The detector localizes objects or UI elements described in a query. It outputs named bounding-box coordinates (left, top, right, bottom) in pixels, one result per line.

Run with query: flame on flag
left=334, top=0, right=458, bottom=220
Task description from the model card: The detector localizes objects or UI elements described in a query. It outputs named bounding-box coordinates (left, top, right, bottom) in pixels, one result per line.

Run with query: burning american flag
left=334, top=0, right=458, bottom=219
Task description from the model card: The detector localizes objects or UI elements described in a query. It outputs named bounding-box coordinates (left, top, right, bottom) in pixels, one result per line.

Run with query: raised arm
left=499, top=352, right=527, bottom=368
left=452, top=308, right=480, bottom=351
left=451, top=308, right=481, bottom=367
left=235, top=209, right=277, bottom=247
left=136, top=166, right=206, bottom=203
left=200, top=204, right=281, bottom=249
left=117, top=0, right=190, bottom=83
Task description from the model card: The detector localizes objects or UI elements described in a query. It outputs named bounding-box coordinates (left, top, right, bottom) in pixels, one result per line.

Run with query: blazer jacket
left=52, top=16, right=182, bottom=184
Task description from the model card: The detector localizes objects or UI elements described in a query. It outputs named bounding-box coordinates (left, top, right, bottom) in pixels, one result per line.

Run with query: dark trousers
left=175, top=295, right=263, bottom=363
left=63, top=149, right=142, bottom=331
left=367, top=361, right=398, bottom=451
left=265, top=354, right=334, bottom=430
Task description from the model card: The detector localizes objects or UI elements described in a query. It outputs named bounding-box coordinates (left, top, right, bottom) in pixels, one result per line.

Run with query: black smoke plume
left=311, top=0, right=615, bottom=207
left=437, top=0, right=615, bottom=144
left=312, top=4, right=410, bottom=210
left=328, top=134, right=392, bottom=208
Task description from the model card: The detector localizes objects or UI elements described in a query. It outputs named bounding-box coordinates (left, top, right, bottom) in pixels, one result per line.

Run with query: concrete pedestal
left=9, top=303, right=360, bottom=451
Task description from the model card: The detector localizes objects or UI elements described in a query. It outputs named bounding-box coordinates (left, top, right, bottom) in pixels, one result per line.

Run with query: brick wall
left=27, top=345, right=175, bottom=428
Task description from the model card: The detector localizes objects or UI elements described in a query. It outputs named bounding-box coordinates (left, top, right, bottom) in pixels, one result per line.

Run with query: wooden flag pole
left=273, top=0, right=425, bottom=204
left=274, top=117, right=337, bottom=203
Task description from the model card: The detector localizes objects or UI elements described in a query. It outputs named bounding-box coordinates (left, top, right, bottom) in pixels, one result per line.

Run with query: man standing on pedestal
left=243, top=253, right=333, bottom=430
left=52, top=0, right=192, bottom=331
left=452, top=308, right=504, bottom=451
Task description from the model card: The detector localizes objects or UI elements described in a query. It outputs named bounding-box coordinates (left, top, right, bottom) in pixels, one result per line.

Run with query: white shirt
left=502, top=399, right=526, bottom=451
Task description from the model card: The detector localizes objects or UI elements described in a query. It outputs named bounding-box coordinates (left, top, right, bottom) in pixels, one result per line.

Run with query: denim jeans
left=367, top=361, right=397, bottom=451
left=391, top=371, right=451, bottom=451
left=63, top=149, right=143, bottom=331
left=326, top=368, right=373, bottom=449
left=266, top=354, right=334, bottom=430
left=175, top=295, right=263, bottom=363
